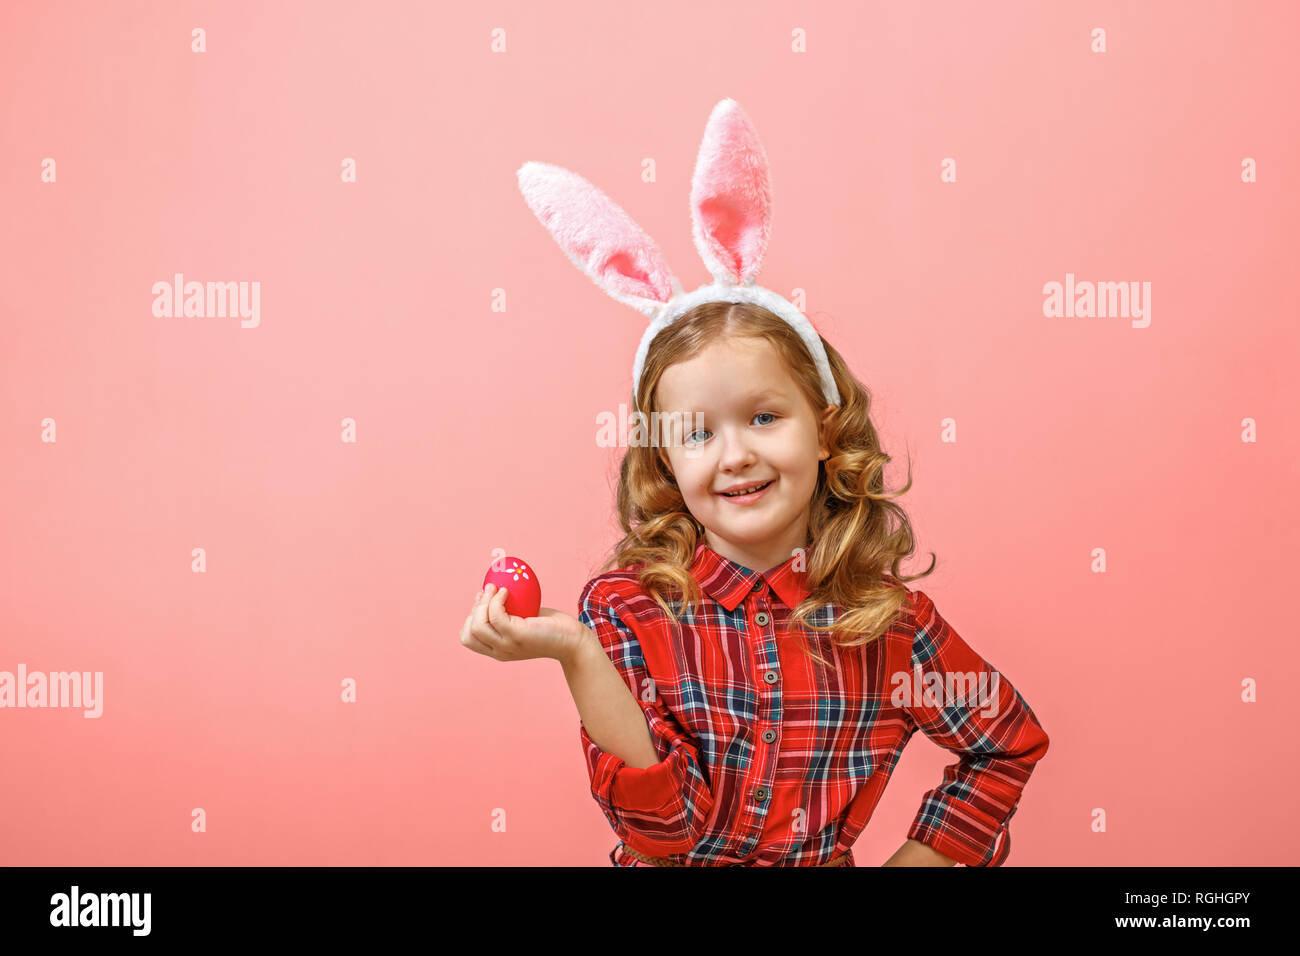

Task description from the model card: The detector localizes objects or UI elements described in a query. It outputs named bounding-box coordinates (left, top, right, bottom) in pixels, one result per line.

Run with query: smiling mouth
left=719, top=479, right=774, bottom=500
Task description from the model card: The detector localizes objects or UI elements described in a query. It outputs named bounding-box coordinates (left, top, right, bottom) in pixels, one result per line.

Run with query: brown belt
left=620, top=843, right=851, bottom=867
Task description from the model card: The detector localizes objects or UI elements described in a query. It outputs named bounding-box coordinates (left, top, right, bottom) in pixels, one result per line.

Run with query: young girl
left=460, top=99, right=1049, bottom=866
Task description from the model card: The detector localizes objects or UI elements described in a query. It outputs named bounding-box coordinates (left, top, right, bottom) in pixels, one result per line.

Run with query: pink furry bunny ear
left=518, top=98, right=843, bottom=410
left=690, top=98, right=773, bottom=286
left=516, top=161, right=681, bottom=317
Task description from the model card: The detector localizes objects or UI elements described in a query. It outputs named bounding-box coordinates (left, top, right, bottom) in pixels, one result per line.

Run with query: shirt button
left=763, top=670, right=778, bottom=684
left=754, top=611, right=771, bottom=626
left=751, top=580, right=763, bottom=591
left=754, top=787, right=769, bottom=802
left=762, top=730, right=776, bottom=743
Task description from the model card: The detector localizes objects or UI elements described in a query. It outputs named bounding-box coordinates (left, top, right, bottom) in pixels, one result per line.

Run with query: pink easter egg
left=482, top=556, right=542, bottom=619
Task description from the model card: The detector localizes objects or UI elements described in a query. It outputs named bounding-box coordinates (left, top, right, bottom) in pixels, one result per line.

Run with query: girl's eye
left=685, top=413, right=777, bottom=444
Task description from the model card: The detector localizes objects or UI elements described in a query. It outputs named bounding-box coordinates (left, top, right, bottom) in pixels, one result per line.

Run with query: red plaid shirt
left=578, top=541, right=1049, bottom=866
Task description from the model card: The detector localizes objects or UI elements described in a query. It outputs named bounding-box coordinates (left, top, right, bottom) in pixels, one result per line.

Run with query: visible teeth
left=724, top=481, right=769, bottom=496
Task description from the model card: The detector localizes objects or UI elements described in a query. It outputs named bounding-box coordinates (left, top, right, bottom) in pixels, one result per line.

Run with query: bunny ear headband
left=516, top=97, right=842, bottom=411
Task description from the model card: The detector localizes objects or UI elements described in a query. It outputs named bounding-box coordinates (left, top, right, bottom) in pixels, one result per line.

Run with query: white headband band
left=517, top=97, right=842, bottom=410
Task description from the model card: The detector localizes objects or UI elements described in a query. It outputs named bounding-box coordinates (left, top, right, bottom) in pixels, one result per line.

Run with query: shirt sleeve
left=576, top=579, right=716, bottom=856
left=900, top=590, right=1050, bottom=866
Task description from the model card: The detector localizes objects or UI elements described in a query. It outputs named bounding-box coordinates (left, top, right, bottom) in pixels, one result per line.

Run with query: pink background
left=2, top=0, right=1296, bottom=865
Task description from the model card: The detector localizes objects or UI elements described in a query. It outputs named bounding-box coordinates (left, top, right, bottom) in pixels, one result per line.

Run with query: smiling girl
left=461, top=98, right=1049, bottom=866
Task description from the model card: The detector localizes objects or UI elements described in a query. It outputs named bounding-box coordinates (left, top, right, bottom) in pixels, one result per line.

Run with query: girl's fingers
left=461, top=605, right=492, bottom=649
left=464, top=584, right=517, bottom=659
left=485, top=586, right=511, bottom=630
left=471, top=585, right=503, bottom=643
left=462, top=632, right=497, bottom=657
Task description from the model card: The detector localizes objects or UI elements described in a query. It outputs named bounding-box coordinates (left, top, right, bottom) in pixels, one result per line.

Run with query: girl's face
left=656, top=335, right=833, bottom=575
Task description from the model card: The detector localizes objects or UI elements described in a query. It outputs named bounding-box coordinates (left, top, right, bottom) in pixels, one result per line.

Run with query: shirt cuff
left=907, top=793, right=1014, bottom=867
left=580, top=719, right=689, bottom=813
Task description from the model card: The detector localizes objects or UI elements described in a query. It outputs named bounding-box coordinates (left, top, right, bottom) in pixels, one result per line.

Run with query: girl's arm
left=883, top=838, right=958, bottom=867
left=901, top=590, right=1051, bottom=867
left=560, top=631, right=659, bottom=769
left=565, top=579, right=717, bottom=856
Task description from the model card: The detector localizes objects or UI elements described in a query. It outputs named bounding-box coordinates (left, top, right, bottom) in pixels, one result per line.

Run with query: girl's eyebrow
left=675, top=389, right=788, bottom=415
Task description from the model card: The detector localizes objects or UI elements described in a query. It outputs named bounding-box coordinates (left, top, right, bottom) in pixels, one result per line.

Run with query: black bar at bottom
left=0, top=865, right=1282, bottom=942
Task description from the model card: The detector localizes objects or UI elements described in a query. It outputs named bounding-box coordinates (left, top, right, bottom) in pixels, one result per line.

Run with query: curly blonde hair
left=593, top=301, right=936, bottom=667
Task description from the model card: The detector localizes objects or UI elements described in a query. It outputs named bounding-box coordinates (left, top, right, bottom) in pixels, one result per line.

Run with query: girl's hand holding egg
left=459, top=557, right=590, bottom=664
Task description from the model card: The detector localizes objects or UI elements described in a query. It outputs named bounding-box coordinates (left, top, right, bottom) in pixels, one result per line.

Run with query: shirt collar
left=689, top=540, right=813, bottom=612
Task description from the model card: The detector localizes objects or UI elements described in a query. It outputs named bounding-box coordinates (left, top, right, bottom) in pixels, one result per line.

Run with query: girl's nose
left=718, top=438, right=757, bottom=469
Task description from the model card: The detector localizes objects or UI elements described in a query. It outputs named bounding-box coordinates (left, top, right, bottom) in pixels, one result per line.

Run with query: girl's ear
left=818, top=404, right=836, bottom=460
